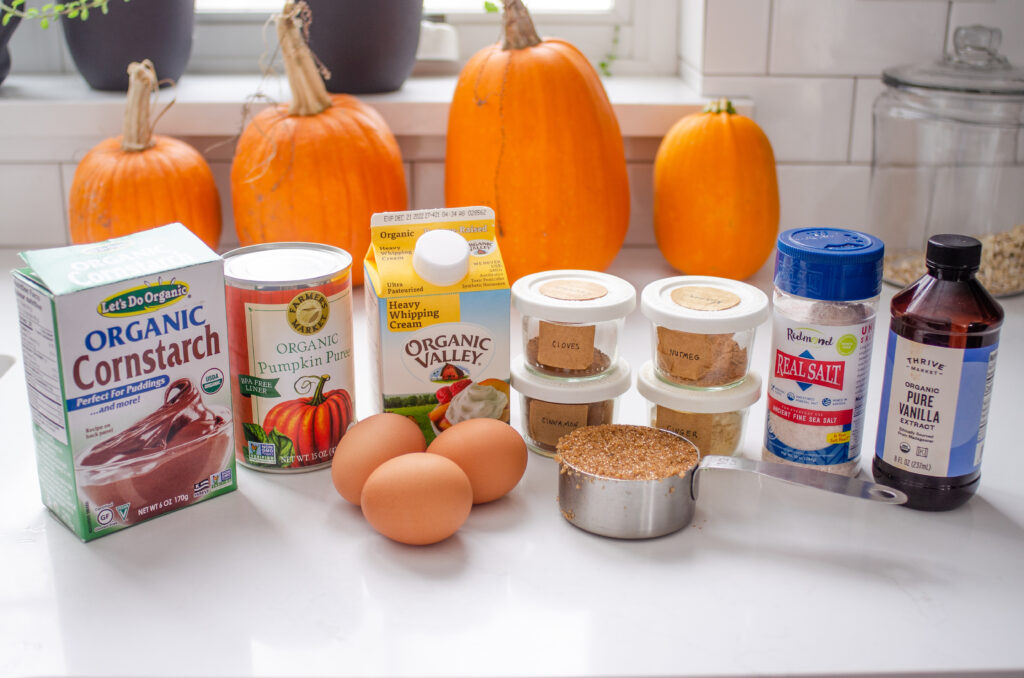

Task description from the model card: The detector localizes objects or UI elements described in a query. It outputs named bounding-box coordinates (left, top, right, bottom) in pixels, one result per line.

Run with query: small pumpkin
left=231, top=1, right=407, bottom=286
left=654, top=98, right=779, bottom=280
left=68, top=60, right=222, bottom=249
left=263, top=374, right=354, bottom=468
left=445, top=0, right=629, bottom=282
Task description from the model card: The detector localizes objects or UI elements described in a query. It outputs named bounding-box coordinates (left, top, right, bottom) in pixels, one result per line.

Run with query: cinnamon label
left=671, top=285, right=741, bottom=311
left=655, top=406, right=713, bottom=456
left=528, top=400, right=590, bottom=447
left=539, top=279, right=608, bottom=301
left=536, top=320, right=596, bottom=370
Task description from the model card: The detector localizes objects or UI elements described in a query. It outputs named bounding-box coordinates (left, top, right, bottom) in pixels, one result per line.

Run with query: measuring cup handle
left=695, top=455, right=908, bottom=504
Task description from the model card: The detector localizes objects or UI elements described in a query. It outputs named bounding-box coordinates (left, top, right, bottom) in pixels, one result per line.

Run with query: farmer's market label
left=365, top=207, right=511, bottom=443
left=224, top=244, right=356, bottom=473
left=12, top=224, right=237, bottom=541
left=875, top=332, right=998, bottom=478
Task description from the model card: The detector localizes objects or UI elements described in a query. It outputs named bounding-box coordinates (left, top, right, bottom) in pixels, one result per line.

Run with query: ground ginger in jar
left=637, top=362, right=761, bottom=458
left=764, top=228, right=884, bottom=477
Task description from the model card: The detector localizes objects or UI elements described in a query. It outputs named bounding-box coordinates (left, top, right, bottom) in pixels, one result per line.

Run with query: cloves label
left=537, top=320, right=596, bottom=370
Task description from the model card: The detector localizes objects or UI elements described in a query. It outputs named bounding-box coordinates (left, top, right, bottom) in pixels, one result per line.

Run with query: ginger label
left=536, top=320, right=596, bottom=370
left=528, top=399, right=589, bottom=447
left=655, top=406, right=712, bottom=456
left=671, top=286, right=741, bottom=311
left=539, top=279, right=608, bottom=301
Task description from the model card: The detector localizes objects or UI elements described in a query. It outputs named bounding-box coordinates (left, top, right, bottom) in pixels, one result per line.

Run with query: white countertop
left=2, top=246, right=1023, bottom=678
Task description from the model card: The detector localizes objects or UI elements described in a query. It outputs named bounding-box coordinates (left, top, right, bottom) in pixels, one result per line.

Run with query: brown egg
left=331, top=413, right=426, bottom=505
left=427, top=418, right=527, bottom=504
left=360, top=454, right=473, bottom=545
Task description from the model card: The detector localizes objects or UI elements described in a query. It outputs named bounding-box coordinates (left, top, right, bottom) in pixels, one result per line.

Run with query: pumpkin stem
left=702, top=98, right=737, bottom=115
left=121, top=60, right=158, bottom=152
left=501, top=0, right=542, bottom=50
left=277, top=1, right=332, bottom=117
left=295, top=374, right=331, bottom=406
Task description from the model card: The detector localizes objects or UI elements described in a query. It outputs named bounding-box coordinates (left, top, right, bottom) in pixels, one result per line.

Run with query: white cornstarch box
left=12, top=224, right=237, bottom=541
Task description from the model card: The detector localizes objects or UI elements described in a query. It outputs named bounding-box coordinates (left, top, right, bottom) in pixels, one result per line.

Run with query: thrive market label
left=365, top=207, right=511, bottom=443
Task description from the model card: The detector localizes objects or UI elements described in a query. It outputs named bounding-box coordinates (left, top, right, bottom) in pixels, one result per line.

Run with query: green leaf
left=12, top=0, right=25, bottom=8
left=39, top=16, right=48, bottom=27
left=242, top=422, right=270, bottom=444
left=1, top=13, right=10, bottom=26
left=267, top=428, right=296, bottom=467
left=483, top=1, right=498, bottom=12
left=80, top=5, right=88, bottom=19
left=41, top=3, right=53, bottom=12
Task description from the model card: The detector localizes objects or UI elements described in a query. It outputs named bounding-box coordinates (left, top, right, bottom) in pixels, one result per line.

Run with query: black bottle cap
left=925, top=234, right=982, bottom=271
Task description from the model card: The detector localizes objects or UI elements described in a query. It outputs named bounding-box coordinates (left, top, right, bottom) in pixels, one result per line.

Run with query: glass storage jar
left=640, top=276, right=769, bottom=389
left=637, top=362, right=761, bottom=458
left=511, top=270, right=636, bottom=379
left=510, top=355, right=631, bottom=457
left=869, top=25, right=1024, bottom=297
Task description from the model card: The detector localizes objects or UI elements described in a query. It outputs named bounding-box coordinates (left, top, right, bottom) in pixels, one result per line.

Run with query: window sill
left=0, top=74, right=749, bottom=162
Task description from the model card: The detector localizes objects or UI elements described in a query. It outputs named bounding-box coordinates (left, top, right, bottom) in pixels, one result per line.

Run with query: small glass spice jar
left=637, top=361, right=761, bottom=458
left=511, top=270, right=636, bottom=379
left=640, top=276, right=769, bottom=390
left=510, top=355, right=632, bottom=457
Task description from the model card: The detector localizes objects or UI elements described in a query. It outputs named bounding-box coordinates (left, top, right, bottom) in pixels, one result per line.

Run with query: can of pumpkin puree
left=223, top=243, right=356, bottom=472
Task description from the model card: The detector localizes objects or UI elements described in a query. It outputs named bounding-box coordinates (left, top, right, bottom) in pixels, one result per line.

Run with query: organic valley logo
left=401, top=322, right=495, bottom=381
left=97, top=281, right=189, bottom=317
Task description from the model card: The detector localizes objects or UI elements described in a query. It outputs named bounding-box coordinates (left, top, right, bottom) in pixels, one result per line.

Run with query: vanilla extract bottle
left=874, top=234, right=1003, bottom=511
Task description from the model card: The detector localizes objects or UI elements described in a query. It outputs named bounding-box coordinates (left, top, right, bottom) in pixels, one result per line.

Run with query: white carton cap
left=637, top=361, right=762, bottom=413
left=413, top=229, right=470, bottom=287
left=511, top=269, right=636, bottom=322
left=511, top=356, right=632, bottom=404
left=640, top=276, right=769, bottom=334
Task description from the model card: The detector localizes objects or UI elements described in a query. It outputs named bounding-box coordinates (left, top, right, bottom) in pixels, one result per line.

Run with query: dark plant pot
left=305, top=0, right=423, bottom=94
left=62, top=0, right=194, bottom=91
left=0, top=15, right=21, bottom=86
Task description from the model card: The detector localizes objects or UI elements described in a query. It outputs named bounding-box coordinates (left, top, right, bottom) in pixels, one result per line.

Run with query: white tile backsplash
left=703, top=0, right=771, bottom=74
left=1, top=164, right=68, bottom=248
left=412, top=161, right=445, bottom=210
left=776, top=164, right=872, bottom=232
left=701, top=75, right=855, bottom=162
left=770, top=0, right=948, bottom=76
left=849, top=77, right=886, bottom=164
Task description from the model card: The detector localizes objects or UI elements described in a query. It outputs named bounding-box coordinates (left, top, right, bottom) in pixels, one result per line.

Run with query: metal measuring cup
left=557, top=447, right=908, bottom=540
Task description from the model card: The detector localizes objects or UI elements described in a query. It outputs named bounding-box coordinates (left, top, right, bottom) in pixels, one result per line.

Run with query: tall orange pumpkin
left=231, top=1, right=407, bottom=286
left=68, top=60, right=222, bottom=250
left=654, top=99, right=779, bottom=280
left=445, top=0, right=629, bottom=282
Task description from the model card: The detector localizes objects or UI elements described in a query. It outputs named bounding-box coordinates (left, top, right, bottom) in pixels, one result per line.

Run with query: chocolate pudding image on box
left=77, top=379, right=231, bottom=524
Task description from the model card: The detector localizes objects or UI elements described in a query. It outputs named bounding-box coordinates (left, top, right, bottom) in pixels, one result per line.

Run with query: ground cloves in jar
left=526, top=334, right=611, bottom=377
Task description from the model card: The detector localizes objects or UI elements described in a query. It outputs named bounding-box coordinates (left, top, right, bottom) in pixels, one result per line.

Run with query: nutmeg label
left=671, top=286, right=741, bottom=311
left=536, top=320, right=596, bottom=370
left=539, top=279, right=608, bottom=301
left=655, top=406, right=713, bottom=456
left=656, top=326, right=708, bottom=381
left=528, top=399, right=590, bottom=447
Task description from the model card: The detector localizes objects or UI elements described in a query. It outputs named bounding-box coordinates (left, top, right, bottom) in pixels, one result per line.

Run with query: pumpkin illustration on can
left=262, top=375, right=354, bottom=469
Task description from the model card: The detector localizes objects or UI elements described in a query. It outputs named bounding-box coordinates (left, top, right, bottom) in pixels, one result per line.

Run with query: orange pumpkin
left=654, top=99, right=779, bottom=280
left=231, top=1, right=407, bottom=286
left=445, top=0, right=629, bottom=282
left=68, top=60, right=222, bottom=249
left=263, top=375, right=354, bottom=469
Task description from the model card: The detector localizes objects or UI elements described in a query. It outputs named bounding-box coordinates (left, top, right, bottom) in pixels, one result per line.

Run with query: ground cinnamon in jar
left=523, top=396, right=613, bottom=453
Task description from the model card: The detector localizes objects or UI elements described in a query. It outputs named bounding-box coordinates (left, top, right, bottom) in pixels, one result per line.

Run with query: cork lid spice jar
left=637, top=362, right=762, bottom=458
left=512, top=270, right=636, bottom=380
left=511, top=355, right=632, bottom=457
left=640, top=276, right=769, bottom=389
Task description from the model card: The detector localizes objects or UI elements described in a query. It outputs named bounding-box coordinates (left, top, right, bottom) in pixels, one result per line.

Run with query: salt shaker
left=763, top=228, right=884, bottom=477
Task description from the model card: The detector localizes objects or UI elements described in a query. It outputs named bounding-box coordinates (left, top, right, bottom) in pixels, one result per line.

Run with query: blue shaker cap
left=774, top=228, right=884, bottom=302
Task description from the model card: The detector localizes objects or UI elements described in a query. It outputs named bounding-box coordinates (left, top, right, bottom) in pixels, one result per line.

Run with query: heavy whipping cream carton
left=12, top=224, right=236, bottom=541
left=364, top=207, right=511, bottom=443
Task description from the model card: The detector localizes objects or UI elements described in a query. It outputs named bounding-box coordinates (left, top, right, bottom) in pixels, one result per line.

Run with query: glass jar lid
left=883, top=25, right=1024, bottom=96
left=511, top=356, right=631, bottom=404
